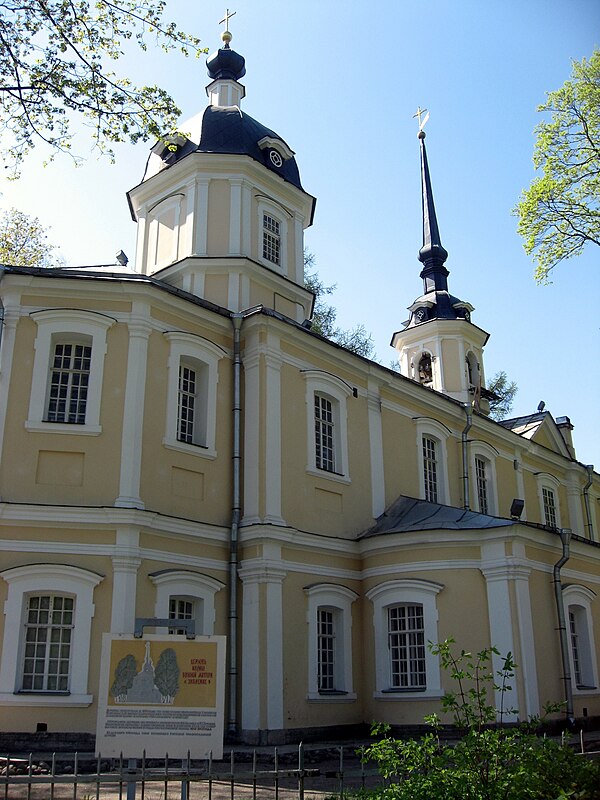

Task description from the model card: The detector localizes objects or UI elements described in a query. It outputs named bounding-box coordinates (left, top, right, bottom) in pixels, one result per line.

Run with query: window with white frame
left=169, top=596, right=199, bottom=636
left=26, top=310, right=115, bottom=435
left=262, top=214, right=281, bottom=265
left=176, top=358, right=209, bottom=446
left=303, top=371, right=352, bottom=482
left=305, top=584, right=357, bottom=700
left=315, top=393, right=335, bottom=472
left=22, top=594, right=74, bottom=692
left=469, top=443, right=498, bottom=515
left=536, top=473, right=561, bottom=529
left=257, top=200, right=288, bottom=274
left=164, top=332, right=226, bottom=457
left=543, top=487, right=557, bottom=527
left=46, top=340, right=92, bottom=424
left=415, top=419, right=450, bottom=505
left=367, top=579, right=443, bottom=698
left=0, top=564, right=103, bottom=705
left=563, top=584, right=598, bottom=692
left=388, top=604, right=426, bottom=690
left=422, top=436, right=438, bottom=502
left=150, top=570, right=225, bottom=637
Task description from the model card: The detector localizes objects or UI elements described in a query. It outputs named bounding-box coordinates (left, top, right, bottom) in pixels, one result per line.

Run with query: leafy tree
left=304, top=251, right=375, bottom=358
left=154, top=647, right=179, bottom=703
left=0, top=1, right=205, bottom=175
left=0, top=207, right=64, bottom=267
left=487, top=370, right=517, bottom=421
left=516, top=50, right=600, bottom=283
left=110, top=653, right=137, bottom=702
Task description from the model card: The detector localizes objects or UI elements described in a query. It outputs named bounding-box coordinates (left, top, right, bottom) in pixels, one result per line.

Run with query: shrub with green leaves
left=360, top=640, right=600, bottom=800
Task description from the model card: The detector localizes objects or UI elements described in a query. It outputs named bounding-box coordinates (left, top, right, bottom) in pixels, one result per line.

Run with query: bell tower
left=126, top=25, right=316, bottom=323
left=391, top=116, right=491, bottom=413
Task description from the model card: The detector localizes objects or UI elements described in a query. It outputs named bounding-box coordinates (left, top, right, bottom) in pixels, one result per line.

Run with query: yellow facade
left=0, top=38, right=599, bottom=748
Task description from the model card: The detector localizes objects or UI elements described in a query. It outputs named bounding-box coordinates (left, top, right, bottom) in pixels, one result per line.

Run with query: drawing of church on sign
left=0, top=22, right=598, bottom=748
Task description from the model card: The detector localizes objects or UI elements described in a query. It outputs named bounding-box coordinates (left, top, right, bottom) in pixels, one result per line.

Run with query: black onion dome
left=206, top=45, right=246, bottom=81
left=197, top=106, right=304, bottom=190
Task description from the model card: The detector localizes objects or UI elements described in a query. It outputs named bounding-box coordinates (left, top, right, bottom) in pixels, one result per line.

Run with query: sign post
left=96, top=632, right=226, bottom=764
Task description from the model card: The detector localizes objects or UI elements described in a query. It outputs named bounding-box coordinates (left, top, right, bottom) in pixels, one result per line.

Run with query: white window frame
left=367, top=579, right=444, bottom=699
left=303, top=371, right=352, bottom=483
left=305, top=584, right=357, bottom=701
left=470, top=442, right=499, bottom=516
left=0, top=564, right=103, bottom=706
left=536, top=473, right=561, bottom=529
left=257, top=200, right=288, bottom=275
left=26, top=310, right=115, bottom=435
left=415, top=419, right=450, bottom=504
left=562, top=584, right=598, bottom=694
left=150, top=570, right=225, bottom=636
left=163, top=332, right=226, bottom=458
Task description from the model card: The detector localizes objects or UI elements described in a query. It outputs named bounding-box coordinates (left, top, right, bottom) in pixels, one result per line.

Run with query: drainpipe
left=553, top=527, right=574, bottom=727
left=227, top=313, right=243, bottom=739
left=582, top=465, right=594, bottom=541
left=227, top=306, right=262, bottom=739
left=461, top=403, right=472, bottom=510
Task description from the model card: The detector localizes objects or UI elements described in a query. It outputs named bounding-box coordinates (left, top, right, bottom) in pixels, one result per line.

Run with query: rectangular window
left=177, top=364, right=197, bottom=444
left=422, top=436, right=438, bottom=503
left=315, top=394, right=335, bottom=472
left=542, top=487, right=557, bottom=527
left=22, top=595, right=73, bottom=692
left=317, top=608, right=336, bottom=691
left=262, top=214, right=281, bottom=265
left=475, top=457, right=489, bottom=514
left=46, top=343, right=91, bottom=424
left=388, top=604, right=426, bottom=690
left=169, top=597, right=194, bottom=636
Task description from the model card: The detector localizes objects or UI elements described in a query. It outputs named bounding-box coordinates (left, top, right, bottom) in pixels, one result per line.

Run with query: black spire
left=418, top=129, right=449, bottom=294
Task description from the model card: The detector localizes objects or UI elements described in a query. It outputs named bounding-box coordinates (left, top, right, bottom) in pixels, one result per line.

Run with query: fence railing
left=1, top=743, right=378, bottom=800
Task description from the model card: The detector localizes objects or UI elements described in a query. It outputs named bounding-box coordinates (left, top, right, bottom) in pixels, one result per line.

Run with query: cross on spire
left=219, top=8, right=236, bottom=32
left=413, top=106, right=430, bottom=132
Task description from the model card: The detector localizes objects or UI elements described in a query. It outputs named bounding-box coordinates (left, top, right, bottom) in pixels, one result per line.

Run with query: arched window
left=417, top=353, right=433, bottom=386
left=367, top=579, right=444, bottom=698
left=562, top=585, right=598, bottom=692
left=304, top=584, right=357, bottom=700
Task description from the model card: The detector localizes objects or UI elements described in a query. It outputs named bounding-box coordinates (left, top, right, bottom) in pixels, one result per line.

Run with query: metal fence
left=1, top=744, right=378, bottom=800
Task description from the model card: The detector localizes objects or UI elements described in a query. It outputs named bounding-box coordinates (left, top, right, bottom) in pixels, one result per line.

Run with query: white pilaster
left=481, top=543, right=520, bottom=721
left=115, top=304, right=152, bottom=508
left=514, top=454, right=527, bottom=520
left=264, top=338, right=285, bottom=525
left=242, top=337, right=261, bottom=524
left=566, top=471, right=585, bottom=536
left=134, top=208, right=148, bottom=274
left=510, top=544, right=540, bottom=718
left=229, top=178, right=243, bottom=256
left=293, top=214, right=304, bottom=286
left=367, top=381, right=386, bottom=519
left=182, top=178, right=197, bottom=258
left=0, top=298, right=21, bottom=500
left=195, top=179, right=210, bottom=256
left=239, top=550, right=286, bottom=733
left=110, top=526, right=141, bottom=633
left=241, top=180, right=252, bottom=257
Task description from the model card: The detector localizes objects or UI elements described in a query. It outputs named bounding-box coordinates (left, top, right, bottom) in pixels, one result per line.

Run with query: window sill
left=373, top=690, right=444, bottom=701
left=574, top=686, right=599, bottom=694
left=25, top=421, right=102, bottom=436
left=0, top=692, right=93, bottom=707
left=306, top=467, right=351, bottom=485
left=307, top=691, right=357, bottom=703
left=162, top=439, right=217, bottom=460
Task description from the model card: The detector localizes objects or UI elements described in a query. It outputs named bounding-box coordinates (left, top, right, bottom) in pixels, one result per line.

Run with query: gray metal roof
left=360, top=495, right=515, bottom=538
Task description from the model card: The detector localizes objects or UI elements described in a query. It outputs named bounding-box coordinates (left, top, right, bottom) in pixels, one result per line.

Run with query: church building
left=0, top=29, right=598, bottom=747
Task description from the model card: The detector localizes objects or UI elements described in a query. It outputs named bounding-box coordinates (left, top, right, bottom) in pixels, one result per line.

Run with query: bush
left=360, top=640, right=600, bottom=800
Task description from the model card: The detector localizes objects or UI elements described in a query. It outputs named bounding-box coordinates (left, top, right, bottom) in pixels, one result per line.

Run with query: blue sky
left=2, top=0, right=599, bottom=465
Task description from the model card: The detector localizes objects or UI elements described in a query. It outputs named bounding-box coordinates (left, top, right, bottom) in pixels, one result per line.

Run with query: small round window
left=269, top=150, right=283, bottom=168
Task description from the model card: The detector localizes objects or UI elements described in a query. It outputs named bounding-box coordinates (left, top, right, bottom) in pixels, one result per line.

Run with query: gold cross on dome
left=413, top=106, right=430, bottom=131
left=219, top=8, right=236, bottom=32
